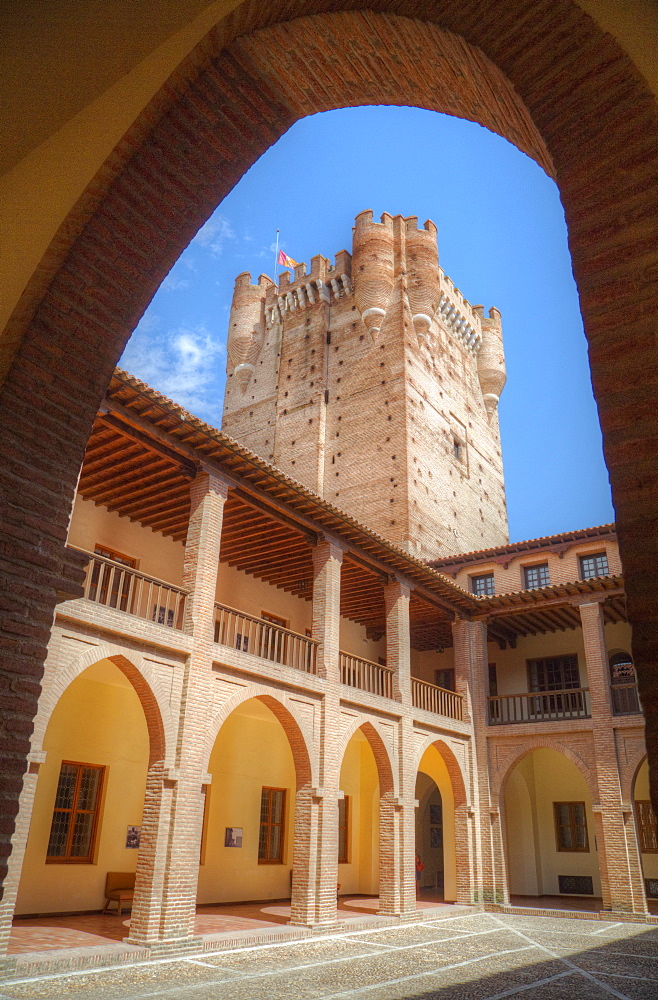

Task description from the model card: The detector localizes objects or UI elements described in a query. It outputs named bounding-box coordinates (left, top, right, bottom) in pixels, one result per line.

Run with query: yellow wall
left=418, top=745, right=457, bottom=901
left=17, top=659, right=149, bottom=915
left=198, top=698, right=297, bottom=904
left=339, top=731, right=380, bottom=895
left=504, top=748, right=600, bottom=897
left=633, top=758, right=658, bottom=880
left=69, top=496, right=185, bottom=586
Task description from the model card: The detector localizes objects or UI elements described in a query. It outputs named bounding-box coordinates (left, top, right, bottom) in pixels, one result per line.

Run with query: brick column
left=578, top=600, right=648, bottom=914
left=452, top=617, right=505, bottom=905
left=127, top=469, right=228, bottom=949
left=290, top=537, right=342, bottom=926
left=379, top=580, right=416, bottom=915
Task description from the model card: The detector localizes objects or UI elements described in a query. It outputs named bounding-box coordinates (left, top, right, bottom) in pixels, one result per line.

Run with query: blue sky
left=120, top=106, right=614, bottom=543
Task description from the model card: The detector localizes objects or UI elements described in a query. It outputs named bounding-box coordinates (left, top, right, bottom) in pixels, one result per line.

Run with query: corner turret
left=226, top=272, right=272, bottom=392
left=475, top=305, right=506, bottom=417
left=352, top=210, right=395, bottom=340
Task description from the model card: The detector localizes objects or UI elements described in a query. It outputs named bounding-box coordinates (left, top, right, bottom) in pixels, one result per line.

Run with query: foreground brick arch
left=1, top=1, right=657, bottom=897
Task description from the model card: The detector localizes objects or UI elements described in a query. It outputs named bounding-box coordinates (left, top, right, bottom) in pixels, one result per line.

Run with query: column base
left=124, top=934, right=204, bottom=955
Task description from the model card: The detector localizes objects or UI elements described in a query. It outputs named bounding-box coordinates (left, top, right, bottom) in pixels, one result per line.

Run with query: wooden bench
left=103, top=871, right=136, bottom=916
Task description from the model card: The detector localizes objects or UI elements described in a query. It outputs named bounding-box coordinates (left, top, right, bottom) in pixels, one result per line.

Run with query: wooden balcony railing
left=214, top=604, right=318, bottom=674
left=489, top=688, right=591, bottom=725
left=81, top=551, right=187, bottom=629
left=412, top=677, right=463, bottom=721
left=611, top=683, right=641, bottom=715
left=340, top=652, right=394, bottom=699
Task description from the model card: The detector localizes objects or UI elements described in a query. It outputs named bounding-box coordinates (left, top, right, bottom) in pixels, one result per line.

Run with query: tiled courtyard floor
left=1, top=910, right=657, bottom=999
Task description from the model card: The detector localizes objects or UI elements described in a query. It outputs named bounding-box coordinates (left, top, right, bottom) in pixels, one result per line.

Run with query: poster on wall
left=126, top=826, right=141, bottom=848
left=225, top=827, right=243, bottom=847
left=429, top=805, right=441, bottom=825
left=430, top=827, right=443, bottom=849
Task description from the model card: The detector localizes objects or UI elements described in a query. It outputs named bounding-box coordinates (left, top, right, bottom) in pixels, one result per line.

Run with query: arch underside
left=0, top=0, right=657, bottom=890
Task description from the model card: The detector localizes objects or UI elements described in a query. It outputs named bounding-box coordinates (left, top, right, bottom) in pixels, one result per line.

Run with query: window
left=435, top=668, right=455, bottom=691
left=90, top=546, right=136, bottom=611
left=523, top=563, right=550, bottom=589
left=259, top=787, right=285, bottom=863
left=488, top=663, right=498, bottom=697
left=261, top=611, right=287, bottom=628
left=471, top=573, right=495, bottom=596
left=579, top=552, right=609, bottom=579
left=609, top=651, right=640, bottom=714
left=338, top=796, right=349, bottom=863
left=554, top=802, right=589, bottom=852
left=528, top=654, right=579, bottom=692
left=636, top=801, right=658, bottom=853
left=453, top=439, right=463, bottom=461
left=47, top=762, right=104, bottom=863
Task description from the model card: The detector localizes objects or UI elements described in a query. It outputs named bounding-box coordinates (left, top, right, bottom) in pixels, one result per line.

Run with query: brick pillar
left=379, top=580, right=416, bottom=915
left=453, top=617, right=505, bottom=905
left=127, top=469, right=228, bottom=949
left=578, top=600, right=648, bottom=914
left=290, top=538, right=342, bottom=926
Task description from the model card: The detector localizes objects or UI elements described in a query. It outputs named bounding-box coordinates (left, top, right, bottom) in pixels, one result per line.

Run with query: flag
left=278, top=249, right=298, bottom=269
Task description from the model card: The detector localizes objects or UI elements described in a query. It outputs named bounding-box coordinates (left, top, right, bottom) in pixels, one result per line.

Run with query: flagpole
left=274, top=229, right=280, bottom=282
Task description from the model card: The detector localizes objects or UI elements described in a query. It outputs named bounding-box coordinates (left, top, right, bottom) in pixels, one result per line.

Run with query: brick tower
left=221, top=211, right=509, bottom=561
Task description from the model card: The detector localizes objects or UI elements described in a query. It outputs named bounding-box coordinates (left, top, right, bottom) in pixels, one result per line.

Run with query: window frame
left=46, top=760, right=105, bottom=864
left=527, top=654, right=580, bottom=692
left=338, top=795, right=349, bottom=864
left=470, top=572, right=495, bottom=597
left=523, top=562, right=550, bottom=590
left=553, top=801, right=590, bottom=853
left=579, top=551, right=609, bottom=580
left=258, top=786, right=286, bottom=865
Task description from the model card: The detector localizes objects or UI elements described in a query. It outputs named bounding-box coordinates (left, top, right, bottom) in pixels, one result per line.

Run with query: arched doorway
left=503, top=748, right=600, bottom=906
left=199, top=697, right=300, bottom=908
left=1, top=2, right=657, bottom=897
left=15, top=658, right=152, bottom=920
left=338, top=728, right=381, bottom=902
left=416, top=743, right=465, bottom=903
left=415, top=774, right=444, bottom=899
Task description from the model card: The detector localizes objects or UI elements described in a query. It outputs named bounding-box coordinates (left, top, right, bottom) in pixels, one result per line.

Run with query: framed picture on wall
left=225, top=827, right=243, bottom=848
left=430, top=827, right=443, bottom=849
left=430, top=805, right=441, bottom=825
left=126, top=826, right=141, bottom=849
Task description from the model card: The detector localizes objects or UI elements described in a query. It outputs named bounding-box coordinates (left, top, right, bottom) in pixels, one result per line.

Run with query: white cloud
left=121, top=322, right=226, bottom=425
left=161, top=273, right=191, bottom=292
left=192, top=215, right=235, bottom=257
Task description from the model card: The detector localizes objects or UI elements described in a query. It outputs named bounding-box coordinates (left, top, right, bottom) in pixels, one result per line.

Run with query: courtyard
left=0, top=910, right=656, bottom=1000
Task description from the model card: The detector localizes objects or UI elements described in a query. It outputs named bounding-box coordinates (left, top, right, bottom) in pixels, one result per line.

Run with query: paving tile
left=524, top=928, right=658, bottom=959
left=585, top=974, right=658, bottom=1000
left=199, top=936, right=387, bottom=972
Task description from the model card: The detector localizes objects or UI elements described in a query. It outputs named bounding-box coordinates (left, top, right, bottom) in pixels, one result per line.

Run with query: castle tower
left=221, top=212, right=509, bottom=561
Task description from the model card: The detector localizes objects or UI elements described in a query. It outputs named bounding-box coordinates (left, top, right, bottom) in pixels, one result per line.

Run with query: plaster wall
left=339, top=733, right=380, bottom=895
left=16, top=659, right=149, bottom=915
left=199, top=699, right=296, bottom=904
left=504, top=748, right=600, bottom=898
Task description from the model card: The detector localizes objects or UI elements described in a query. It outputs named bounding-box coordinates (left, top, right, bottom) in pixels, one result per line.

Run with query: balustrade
left=611, top=682, right=641, bottom=715
left=340, top=652, right=394, bottom=699
left=80, top=550, right=187, bottom=628
left=214, top=604, right=318, bottom=674
left=488, top=687, right=591, bottom=725
left=411, top=677, right=463, bottom=721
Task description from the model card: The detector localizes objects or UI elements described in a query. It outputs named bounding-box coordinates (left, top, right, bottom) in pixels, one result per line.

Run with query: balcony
left=340, top=652, right=394, bottom=699
left=489, top=688, right=591, bottom=725
left=80, top=550, right=187, bottom=629
left=214, top=604, right=318, bottom=674
left=412, top=677, right=464, bottom=721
